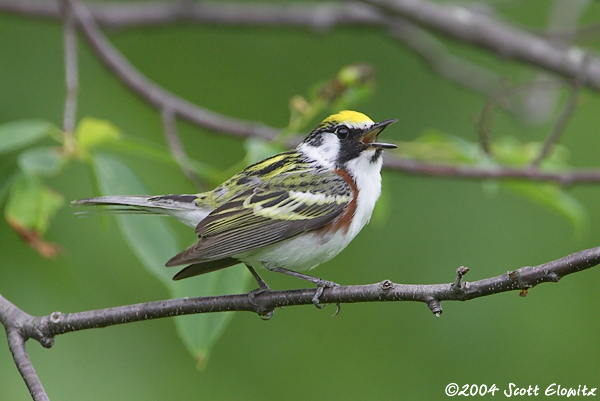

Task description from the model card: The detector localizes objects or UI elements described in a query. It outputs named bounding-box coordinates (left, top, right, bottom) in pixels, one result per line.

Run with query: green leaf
left=403, top=130, right=484, bottom=164
left=0, top=170, right=18, bottom=205
left=5, top=173, right=64, bottom=234
left=502, top=181, right=588, bottom=235
left=92, top=154, right=248, bottom=366
left=18, top=146, right=65, bottom=176
left=174, top=265, right=247, bottom=369
left=493, top=136, right=569, bottom=167
left=405, top=131, right=586, bottom=232
left=75, top=117, right=121, bottom=151
left=0, top=119, right=53, bottom=154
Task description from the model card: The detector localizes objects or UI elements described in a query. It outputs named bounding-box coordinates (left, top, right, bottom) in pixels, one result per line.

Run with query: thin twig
left=4, top=1, right=600, bottom=188
left=476, top=80, right=573, bottom=155
left=6, top=330, right=49, bottom=401
left=161, top=107, right=204, bottom=187
left=383, top=156, right=600, bottom=186
left=63, top=0, right=280, bottom=141
left=5, top=0, right=600, bottom=188
left=531, top=83, right=580, bottom=166
left=161, top=108, right=184, bottom=162
left=61, top=0, right=78, bottom=135
left=365, top=0, right=600, bottom=91
left=530, top=52, right=593, bottom=166
left=4, top=0, right=600, bottom=95
left=1, top=293, right=50, bottom=401
left=0, top=1, right=381, bottom=29
left=451, top=266, right=469, bottom=294
left=388, top=18, right=508, bottom=98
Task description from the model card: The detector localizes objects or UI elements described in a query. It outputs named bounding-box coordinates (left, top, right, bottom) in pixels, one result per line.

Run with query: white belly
left=238, top=230, right=355, bottom=271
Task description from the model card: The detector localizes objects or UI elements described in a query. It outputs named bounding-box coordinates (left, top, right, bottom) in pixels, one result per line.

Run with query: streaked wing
left=166, top=171, right=353, bottom=266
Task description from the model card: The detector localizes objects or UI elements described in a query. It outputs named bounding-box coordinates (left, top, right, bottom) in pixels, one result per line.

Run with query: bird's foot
left=247, top=285, right=275, bottom=320
left=312, top=279, right=340, bottom=313
left=262, top=265, right=342, bottom=315
left=247, top=284, right=272, bottom=306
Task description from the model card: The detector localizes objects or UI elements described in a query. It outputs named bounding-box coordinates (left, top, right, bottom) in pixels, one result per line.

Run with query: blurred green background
left=2, top=1, right=600, bottom=400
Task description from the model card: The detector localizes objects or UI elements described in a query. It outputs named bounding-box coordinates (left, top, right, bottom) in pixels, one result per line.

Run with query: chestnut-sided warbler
left=73, top=110, right=397, bottom=305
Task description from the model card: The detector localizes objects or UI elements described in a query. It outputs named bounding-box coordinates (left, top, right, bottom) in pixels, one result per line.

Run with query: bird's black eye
left=336, top=127, right=349, bottom=140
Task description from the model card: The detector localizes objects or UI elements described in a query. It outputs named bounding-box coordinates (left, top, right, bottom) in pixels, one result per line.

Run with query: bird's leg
left=265, top=266, right=339, bottom=309
left=246, top=265, right=275, bottom=319
left=247, top=264, right=271, bottom=292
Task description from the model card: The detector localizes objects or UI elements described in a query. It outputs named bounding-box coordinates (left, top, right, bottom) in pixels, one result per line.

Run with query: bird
left=73, top=110, right=397, bottom=307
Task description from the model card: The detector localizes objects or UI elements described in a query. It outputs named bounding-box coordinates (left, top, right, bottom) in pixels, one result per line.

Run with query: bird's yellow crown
left=321, top=110, right=374, bottom=126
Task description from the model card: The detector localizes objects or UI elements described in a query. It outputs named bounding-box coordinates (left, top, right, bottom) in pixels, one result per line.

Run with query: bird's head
left=299, top=110, right=398, bottom=169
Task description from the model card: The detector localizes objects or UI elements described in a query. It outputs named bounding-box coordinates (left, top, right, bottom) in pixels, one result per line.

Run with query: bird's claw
left=259, top=309, right=275, bottom=320
left=248, top=286, right=275, bottom=319
left=247, top=286, right=271, bottom=306
left=311, top=280, right=340, bottom=311
left=312, top=286, right=326, bottom=308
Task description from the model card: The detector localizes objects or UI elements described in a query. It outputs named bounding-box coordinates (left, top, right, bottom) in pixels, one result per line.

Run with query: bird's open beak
left=362, top=119, right=398, bottom=149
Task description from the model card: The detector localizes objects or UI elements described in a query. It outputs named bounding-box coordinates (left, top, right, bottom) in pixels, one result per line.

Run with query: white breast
left=344, top=148, right=383, bottom=238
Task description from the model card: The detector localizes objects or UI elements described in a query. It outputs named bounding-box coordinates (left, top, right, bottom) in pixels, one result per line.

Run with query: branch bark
left=3, top=0, right=600, bottom=92
left=61, top=0, right=78, bottom=135
left=0, top=1, right=382, bottom=29
left=3, top=3, right=600, bottom=399
left=6, top=0, right=600, bottom=186
left=62, top=0, right=280, bottom=141
left=366, top=0, right=600, bottom=91
left=0, top=294, right=50, bottom=401
left=1, top=245, right=597, bottom=345
left=383, top=157, right=600, bottom=186
left=1, top=220, right=599, bottom=398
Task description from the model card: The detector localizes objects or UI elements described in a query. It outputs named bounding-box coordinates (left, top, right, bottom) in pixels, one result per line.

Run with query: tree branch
left=0, top=245, right=596, bottom=345
left=63, top=0, right=280, bottom=141
left=531, top=83, right=580, bottom=167
left=1, top=294, right=50, bottom=401
left=0, top=1, right=382, bottom=29
left=61, top=0, right=78, bottom=135
left=476, top=80, right=576, bottom=156
left=6, top=0, right=600, bottom=188
left=386, top=17, right=508, bottom=98
left=160, top=107, right=204, bottom=187
left=4, top=0, right=600, bottom=93
left=365, top=0, right=600, bottom=91
left=2, top=244, right=599, bottom=398
left=0, top=0, right=513, bottom=108
left=384, top=156, right=600, bottom=186
left=6, top=330, right=48, bottom=401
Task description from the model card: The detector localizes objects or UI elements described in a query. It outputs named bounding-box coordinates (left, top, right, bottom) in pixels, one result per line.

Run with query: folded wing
left=166, top=171, right=352, bottom=273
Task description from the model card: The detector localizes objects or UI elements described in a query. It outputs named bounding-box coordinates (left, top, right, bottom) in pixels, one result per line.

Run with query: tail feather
left=72, top=195, right=157, bottom=208
left=171, top=258, right=240, bottom=280
left=72, top=194, right=210, bottom=227
left=72, top=195, right=199, bottom=210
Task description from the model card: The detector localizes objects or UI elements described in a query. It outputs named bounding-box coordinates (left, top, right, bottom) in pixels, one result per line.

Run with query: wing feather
left=166, top=170, right=352, bottom=267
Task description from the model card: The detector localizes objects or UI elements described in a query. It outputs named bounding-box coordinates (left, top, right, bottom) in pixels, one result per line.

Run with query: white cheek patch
left=298, top=134, right=340, bottom=169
